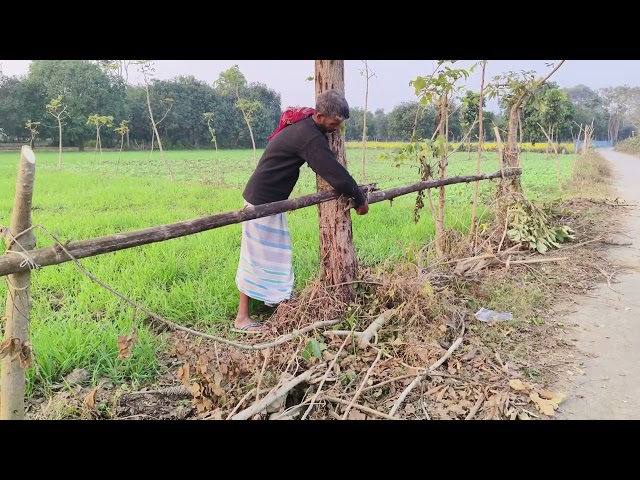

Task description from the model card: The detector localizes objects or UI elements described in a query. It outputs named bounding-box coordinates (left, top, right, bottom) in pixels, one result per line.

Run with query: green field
left=0, top=147, right=576, bottom=394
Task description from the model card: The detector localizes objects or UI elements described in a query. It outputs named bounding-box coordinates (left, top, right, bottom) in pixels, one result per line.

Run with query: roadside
left=554, top=148, right=640, bottom=420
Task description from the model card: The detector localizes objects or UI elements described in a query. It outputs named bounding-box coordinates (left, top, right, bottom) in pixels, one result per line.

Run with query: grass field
left=0, top=146, right=577, bottom=394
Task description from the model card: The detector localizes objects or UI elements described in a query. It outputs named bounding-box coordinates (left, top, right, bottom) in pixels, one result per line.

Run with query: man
left=234, top=89, right=369, bottom=333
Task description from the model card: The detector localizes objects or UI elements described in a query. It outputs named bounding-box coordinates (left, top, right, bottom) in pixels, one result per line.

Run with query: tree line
left=0, top=60, right=638, bottom=150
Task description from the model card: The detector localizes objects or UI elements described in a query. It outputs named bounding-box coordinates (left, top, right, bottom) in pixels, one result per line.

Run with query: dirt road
left=555, top=148, right=640, bottom=420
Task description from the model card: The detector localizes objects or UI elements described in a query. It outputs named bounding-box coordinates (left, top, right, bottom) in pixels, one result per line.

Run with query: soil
left=553, top=148, right=640, bottom=420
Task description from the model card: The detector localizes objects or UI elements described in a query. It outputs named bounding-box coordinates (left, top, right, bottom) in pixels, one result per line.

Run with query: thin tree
left=114, top=120, right=129, bottom=175
left=46, top=95, right=69, bottom=171
left=410, top=61, right=476, bottom=256
left=486, top=60, right=566, bottom=195
left=359, top=60, right=376, bottom=183
left=147, top=97, right=173, bottom=160
left=86, top=114, right=114, bottom=171
left=215, top=65, right=260, bottom=165
left=203, top=112, right=222, bottom=184
left=138, top=61, right=175, bottom=181
left=203, top=112, right=219, bottom=152
left=470, top=61, right=487, bottom=237
left=25, top=120, right=41, bottom=149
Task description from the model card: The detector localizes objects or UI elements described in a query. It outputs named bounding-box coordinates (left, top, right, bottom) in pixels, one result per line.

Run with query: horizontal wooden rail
left=0, top=168, right=521, bottom=277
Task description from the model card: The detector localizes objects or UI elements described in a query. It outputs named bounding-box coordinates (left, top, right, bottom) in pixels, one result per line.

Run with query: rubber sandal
left=231, top=322, right=266, bottom=334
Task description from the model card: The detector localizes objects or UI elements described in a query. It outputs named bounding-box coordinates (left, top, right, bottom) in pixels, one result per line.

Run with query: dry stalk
left=322, top=395, right=400, bottom=421
left=341, top=348, right=383, bottom=419
left=300, top=333, right=352, bottom=420
left=231, top=362, right=326, bottom=420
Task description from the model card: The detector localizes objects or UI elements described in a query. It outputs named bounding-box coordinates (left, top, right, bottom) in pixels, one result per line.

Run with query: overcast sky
left=2, top=60, right=638, bottom=113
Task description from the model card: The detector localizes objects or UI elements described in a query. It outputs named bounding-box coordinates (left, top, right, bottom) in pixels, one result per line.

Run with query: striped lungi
left=235, top=202, right=294, bottom=305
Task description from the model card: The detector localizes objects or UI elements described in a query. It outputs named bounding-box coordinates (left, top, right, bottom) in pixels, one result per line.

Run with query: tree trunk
left=314, top=60, right=358, bottom=302
left=503, top=104, right=523, bottom=193
left=145, top=84, right=175, bottom=181
left=58, top=120, right=63, bottom=170
left=1, top=146, right=37, bottom=420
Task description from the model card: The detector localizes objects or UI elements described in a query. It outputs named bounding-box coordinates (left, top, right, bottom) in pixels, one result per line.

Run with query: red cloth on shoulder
left=268, top=106, right=315, bottom=142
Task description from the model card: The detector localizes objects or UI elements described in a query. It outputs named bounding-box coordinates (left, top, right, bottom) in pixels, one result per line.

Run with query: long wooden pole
left=1, top=146, right=37, bottom=420
left=0, top=168, right=521, bottom=278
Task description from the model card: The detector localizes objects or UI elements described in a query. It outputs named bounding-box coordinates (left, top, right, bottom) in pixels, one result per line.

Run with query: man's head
left=313, top=89, right=350, bottom=134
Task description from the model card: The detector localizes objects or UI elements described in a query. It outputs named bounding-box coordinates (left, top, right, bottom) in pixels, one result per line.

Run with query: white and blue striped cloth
left=235, top=202, right=294, bottom=305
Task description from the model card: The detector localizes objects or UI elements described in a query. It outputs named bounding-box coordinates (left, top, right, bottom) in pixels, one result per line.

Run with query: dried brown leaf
left=426, top=384, right=446, bottom=396
left=0, top=337, right=19, bottom=358
left=178, top=363, right=190, bottom=386
left=461, top=348, right=479, bottom=362
left=348, top=410, right=367, bottom=420
left=509, top=379, right=527, bottom=391
left=85, top=387, right=99, bottom=408
left=19, top=343, right=32, bottom=369
left=529, top=391, right=562, bottom=416
left=117, top=329, right=138, bottom=359
left=212, top=383, right=224, bottom=397
left=191, top=382, right=202, bottom=397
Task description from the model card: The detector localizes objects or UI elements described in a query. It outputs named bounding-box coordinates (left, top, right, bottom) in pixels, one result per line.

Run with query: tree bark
left=314, top=60, right=358, bottom=302
left=1, top=146, right=37, bottom=420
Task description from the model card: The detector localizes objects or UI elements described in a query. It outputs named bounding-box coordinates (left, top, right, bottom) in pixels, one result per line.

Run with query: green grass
left=0, top=147, right=577, bottom=394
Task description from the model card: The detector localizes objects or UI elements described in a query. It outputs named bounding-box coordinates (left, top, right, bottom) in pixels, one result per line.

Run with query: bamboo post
left=1, top=146, right=37, bottom=420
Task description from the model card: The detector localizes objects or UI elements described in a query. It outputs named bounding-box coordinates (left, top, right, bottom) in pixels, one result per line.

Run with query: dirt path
left=555, top=148, right=640, bottom=420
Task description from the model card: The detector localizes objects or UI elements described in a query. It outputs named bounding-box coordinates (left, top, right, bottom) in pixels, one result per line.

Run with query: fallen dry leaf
left=175, top=342, right=187, bottom=355
left=178, top=363, right=190, bottom=386
left=117, top=329, right=138, bottom=359
left=211, top=383, right=224, bottom=397
left=85, top=387, right=99, bottom=408
left=529, top=391, right=564, bottom=416
left=191, top=382, right=202, bottom=397
left=348, top=410, right=367, bottom=420
left=509, top=379, right=527, bottom=391
left=414, top=348, right=431, bottom=363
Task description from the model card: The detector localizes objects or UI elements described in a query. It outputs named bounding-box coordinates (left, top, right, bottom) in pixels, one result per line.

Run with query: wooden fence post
left=1, top=145, right=37, bottom=420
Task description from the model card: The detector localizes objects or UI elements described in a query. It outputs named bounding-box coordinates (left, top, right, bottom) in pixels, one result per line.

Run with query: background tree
left=138, top=61, right=175, bottom=181
left=216, top=65, right=261, bottom=164
left=114, top=120, right=129, bottom=174
left=86, top=114, right=114, bottom=168
left=25, top=120, right=40, bottom=149
left=359, top=60, right=376, bottom=182
left=46, top=95, right=69, bottom=170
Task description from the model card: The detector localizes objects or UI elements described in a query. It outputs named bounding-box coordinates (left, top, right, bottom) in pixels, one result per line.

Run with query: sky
left=2, top=60, right=639, bottom=114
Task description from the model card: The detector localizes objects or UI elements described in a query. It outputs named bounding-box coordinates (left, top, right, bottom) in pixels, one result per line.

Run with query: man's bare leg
left=235, top=292, right=266, bottom=331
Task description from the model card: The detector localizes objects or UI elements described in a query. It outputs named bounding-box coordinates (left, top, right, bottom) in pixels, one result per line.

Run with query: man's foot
left=234, top=316, right=267, bottom=333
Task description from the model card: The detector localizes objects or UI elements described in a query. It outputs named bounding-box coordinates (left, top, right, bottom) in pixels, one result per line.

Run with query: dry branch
left=341, top=348, right=383, bottom=419
left=0, top=169, right=521, bottom=277
left=301, top=334, right=352, bottom=420
left=322, top=395, right=401, bottom=420
left=358, top=308, right=397, bottom=349
left=231, top=363, right=326, bottom=420
left=465, top=393, right=485, bottom=420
